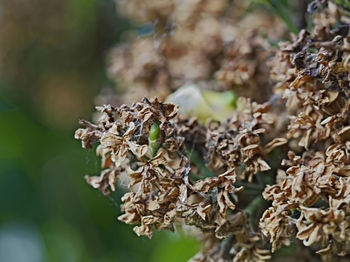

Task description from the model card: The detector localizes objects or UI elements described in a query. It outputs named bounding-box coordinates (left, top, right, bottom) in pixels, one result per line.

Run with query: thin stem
left=245, top=195, right=264, bottom=216
left=260, top=0, right=298, bottom=34
left=256, top=172, right=264, bottom=186
left=235, top=181, right=262, bottom=192
left=244, top=194, right=265, bottom=227
left=183, top=146, right=215, bottom=178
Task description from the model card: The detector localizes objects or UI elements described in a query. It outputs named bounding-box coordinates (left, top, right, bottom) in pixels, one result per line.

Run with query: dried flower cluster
left=205, top=98, right=279, bottom=182
left=108, top=0, right=285, bottom=104
left=260, top=1, right=350, bottom=260
left=75, top=96, right=285, bottom=261
left=76, top=0, right=350, bottom=261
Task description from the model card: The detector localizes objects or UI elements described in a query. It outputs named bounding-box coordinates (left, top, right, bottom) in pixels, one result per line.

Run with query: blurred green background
left=0, top=0, right=200, bottom=261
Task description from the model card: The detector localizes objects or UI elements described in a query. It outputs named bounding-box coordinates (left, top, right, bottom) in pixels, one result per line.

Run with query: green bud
left=149, top=122, right=160, bottom=157
left=149, top=122, right=160, bottom=141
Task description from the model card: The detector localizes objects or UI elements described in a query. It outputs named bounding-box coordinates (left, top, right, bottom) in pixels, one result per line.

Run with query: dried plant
left=76, top=1, right=350, bottom=261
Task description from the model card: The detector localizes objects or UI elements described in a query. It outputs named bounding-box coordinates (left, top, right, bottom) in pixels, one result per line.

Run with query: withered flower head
left=75, top=94, right=285, bottom=260
left=205, top=98, right=285, bottom=182
left=75, top=97, right=272, bottom=241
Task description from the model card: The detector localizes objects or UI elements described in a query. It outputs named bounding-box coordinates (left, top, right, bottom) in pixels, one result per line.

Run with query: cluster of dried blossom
left=260, top=1, right=350, bottom=260
left=76, top=0, right=350, bottom=261
left=107, top=0, right=285, bottom=104
left=75, top=96, right=286, bottom=261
